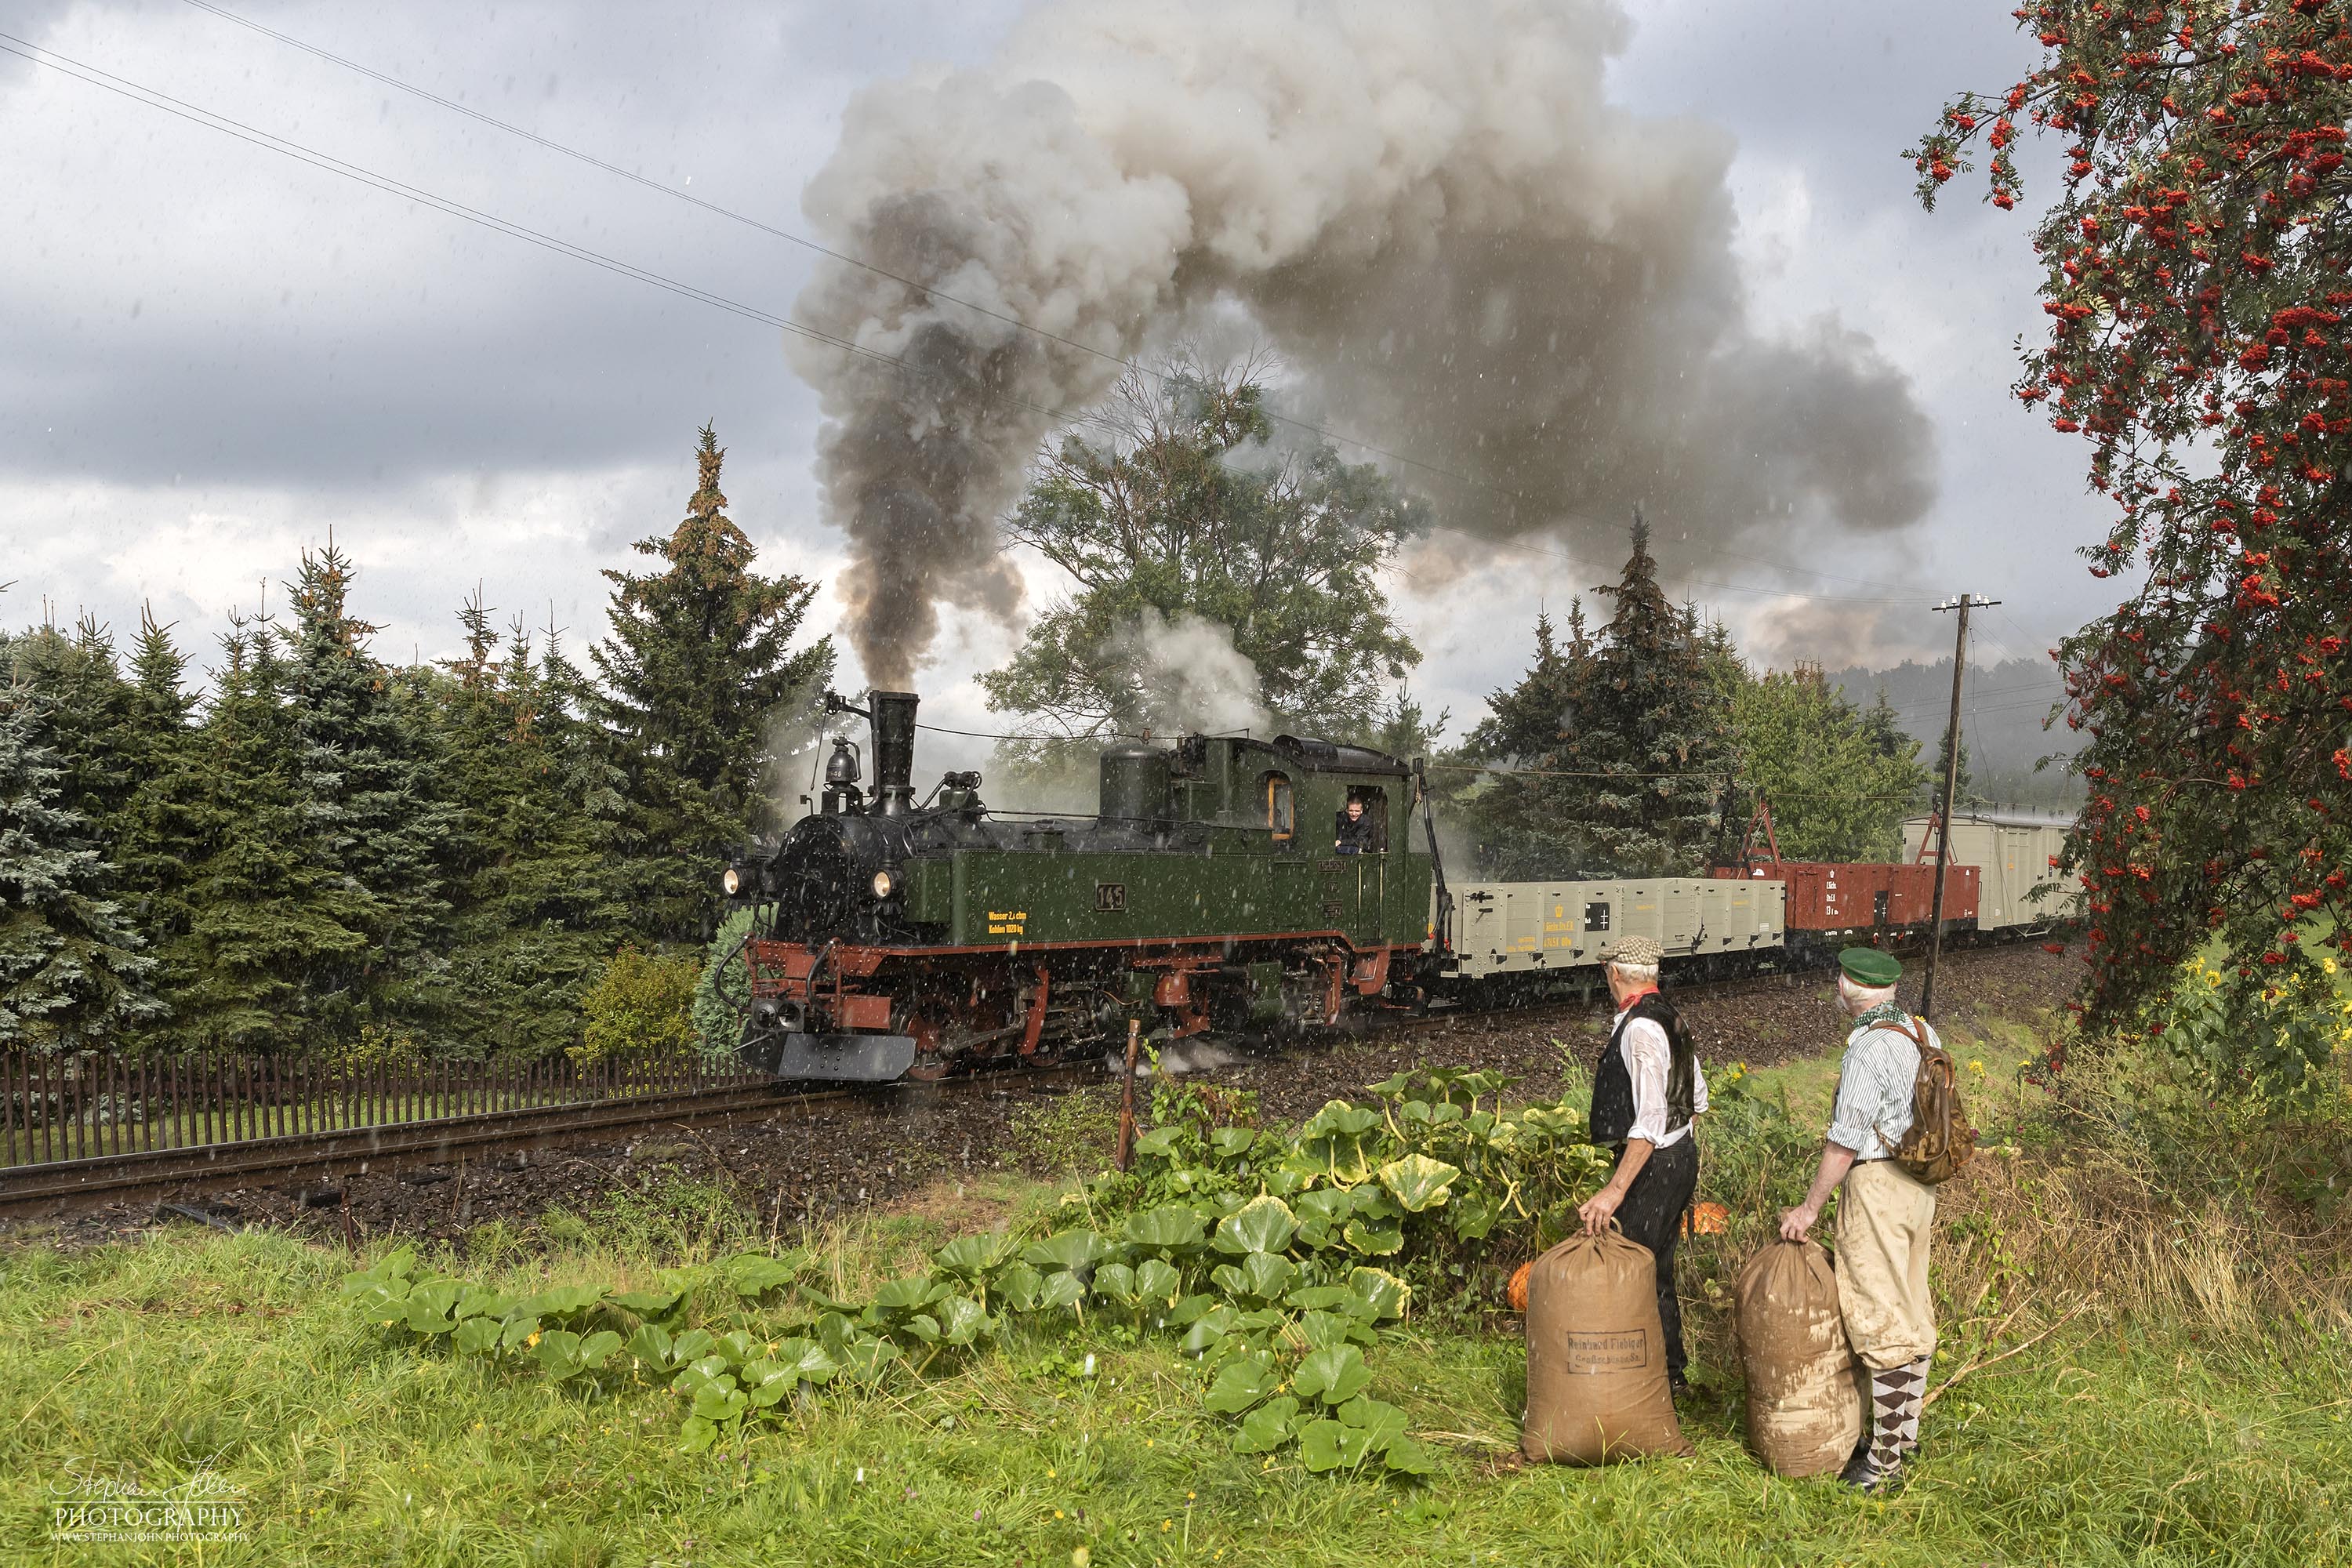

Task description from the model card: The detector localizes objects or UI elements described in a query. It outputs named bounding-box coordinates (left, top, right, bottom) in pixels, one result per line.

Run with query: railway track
left=0, top=1059, right=1106, bottom=1224
left=0, top=945, right=2009, bottom=1226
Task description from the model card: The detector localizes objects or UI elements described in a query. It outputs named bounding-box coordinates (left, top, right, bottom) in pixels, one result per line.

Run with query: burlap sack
left=1733, top=1239, right=1865, bottom=1476
left=1521, top=1228, right=1690, bottom=1464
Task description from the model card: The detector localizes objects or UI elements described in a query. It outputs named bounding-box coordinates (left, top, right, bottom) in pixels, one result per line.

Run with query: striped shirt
left=1827, top=1011, right=1938, bottom=1161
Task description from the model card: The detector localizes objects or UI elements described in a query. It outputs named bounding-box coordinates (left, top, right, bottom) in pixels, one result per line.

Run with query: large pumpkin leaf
left=450, top=1317, right=503, bottom=1356
left=1091, top=1262, right=1139, bottom=1308
left=1293, top=1345, right=1371, bottom=1406
left=608, top=1286, right=684, bottom=1318
left=623, top=1323, right=675, bottom=1372
left=1209, top=1127, right=1256, bottom=1160
left=1022, top=1229, right=1116, bottom=1279
left=778, top=1337, right=837, bottom=1385
left=1337, top=1396, right=1408, bottom=1455
left=1038, top=1271, right=1087, bottom=1314
left=1381, top=1434, right=1440, bottom=1475
left=1178, top=1305, right=1240, bottom=1354
left=869, top=1276, right=942, bottom=1316
left=535, top=1330, right=585, bottom=1379
left=994, top=1263, right=1046, bottom=1314
left=932, top=1232, right=1015, bottom=1280
left=1208, top=1251, right=1297, bottom=1304
left=1343, top=1216, right=1404, bottom=1256
left=937, top=1295, right=995, bottom=1347
left=1298, top=1417, right=1373, bottom=1472
left=512, top=1283, right=604, bottom=1321
left=836, top=1335, right=899, bottom=1383
left=1348, top=1268, right=1412, bottom=1321
left=1123, top=1205, right=1207, bottom=1254
left=1213, top=1196, right=1298, bottom=1257
left=577, top=1330, right=623, bottom=1371
left=1232, top=1396, right=1301, bottom=1455
left=677, top=1415, right=717, bottom=1454
left=1448, top=1191, right=1501, bottom=1240
left=1202, top=1352, right=1279, bottom=1414
left=1377, top=1154, right=1461, bottom=1213
left=1134, top=1258, right=1183, bottom=1305
left=724, top=1255, right=799, bottom=1299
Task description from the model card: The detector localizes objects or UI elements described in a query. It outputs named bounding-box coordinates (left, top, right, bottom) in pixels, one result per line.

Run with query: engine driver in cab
left=1334, top=794, right=1376, bottom=855
left=1575, top=935, right=1709, bottom=1394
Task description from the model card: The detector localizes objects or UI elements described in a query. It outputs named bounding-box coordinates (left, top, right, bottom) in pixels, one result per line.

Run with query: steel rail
left=0, top=1062, right=1104, bottom=1222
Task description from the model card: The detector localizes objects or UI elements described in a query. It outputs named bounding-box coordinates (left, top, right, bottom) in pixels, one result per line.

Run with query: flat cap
left=1838, top=946, right=1904, bottom=987
left=1602, top=935, right=1663, bottom=968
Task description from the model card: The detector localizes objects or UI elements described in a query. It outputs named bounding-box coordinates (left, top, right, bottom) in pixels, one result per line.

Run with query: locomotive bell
left=820, top=736, right=866, bottom=815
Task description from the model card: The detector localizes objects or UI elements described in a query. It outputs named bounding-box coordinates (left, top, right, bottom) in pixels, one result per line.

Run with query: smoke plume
left=1102, top=608, right=1277, bottom=740
left=789, top=0, right=1937, bottom=686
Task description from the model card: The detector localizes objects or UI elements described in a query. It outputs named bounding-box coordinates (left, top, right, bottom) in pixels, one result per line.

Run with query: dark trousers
left=1614, top=1133, right=1698, bottom=1378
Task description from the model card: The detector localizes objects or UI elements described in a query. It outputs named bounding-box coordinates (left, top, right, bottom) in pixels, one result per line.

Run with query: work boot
left=1842, top=1356, right=1929, bottom=1492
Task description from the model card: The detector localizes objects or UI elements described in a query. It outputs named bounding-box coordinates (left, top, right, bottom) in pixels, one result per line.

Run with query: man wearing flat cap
left=1780, top=946, right=1943, bottom=1491
left=1576, top=934, right=1708, bottom=1392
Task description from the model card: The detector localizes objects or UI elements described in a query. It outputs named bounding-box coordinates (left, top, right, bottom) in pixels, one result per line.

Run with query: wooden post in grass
left=1115, top=1016, right=1142, bottom=1172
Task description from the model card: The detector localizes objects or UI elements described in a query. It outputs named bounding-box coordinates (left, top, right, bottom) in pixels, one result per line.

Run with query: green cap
left=1838, top=946, right=1903, bottom=987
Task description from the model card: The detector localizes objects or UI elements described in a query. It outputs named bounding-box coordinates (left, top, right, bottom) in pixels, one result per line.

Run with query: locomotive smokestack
left=869, top=690, right=920, bottom=816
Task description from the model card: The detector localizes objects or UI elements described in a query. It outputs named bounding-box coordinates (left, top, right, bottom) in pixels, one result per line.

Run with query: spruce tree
left=169, top=612, right=373, bottom=1051
left=274, top=545, right=458, bottom=1041
left=1577, top=514, right=1735, bottom=873
left=109, top=608, right=211, bottom=1028
left=593, top=425, right=833, bottom=941
left=0, top=681, right=159, bottom=1051
left=437, top=598, right=629, bottom=1057
left=1461, top=608, right=1602, bottom=877
left=1463, top=517, right=1733, bottom=877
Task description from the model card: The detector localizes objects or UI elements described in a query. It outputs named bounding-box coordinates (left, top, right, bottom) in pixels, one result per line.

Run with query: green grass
left=3, top=1221, right=2347, bottom=1566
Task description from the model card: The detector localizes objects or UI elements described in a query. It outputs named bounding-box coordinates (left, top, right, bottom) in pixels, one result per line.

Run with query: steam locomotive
left=720, top=689, right=2073, bottom=1082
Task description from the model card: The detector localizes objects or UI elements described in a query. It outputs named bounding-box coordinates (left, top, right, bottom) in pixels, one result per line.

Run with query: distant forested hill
left=1821, top=655, right=2082, bottom=811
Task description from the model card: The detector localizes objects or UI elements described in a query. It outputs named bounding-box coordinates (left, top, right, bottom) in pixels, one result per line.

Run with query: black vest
left=1590, top=993, right=1697, bottom=1147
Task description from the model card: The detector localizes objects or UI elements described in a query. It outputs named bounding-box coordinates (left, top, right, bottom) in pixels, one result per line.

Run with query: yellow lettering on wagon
left=987, top=909, right=1029, bottom=937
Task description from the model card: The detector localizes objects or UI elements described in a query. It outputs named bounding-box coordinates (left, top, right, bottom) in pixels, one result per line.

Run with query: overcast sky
left=2, top=0, right=2094, bottom=772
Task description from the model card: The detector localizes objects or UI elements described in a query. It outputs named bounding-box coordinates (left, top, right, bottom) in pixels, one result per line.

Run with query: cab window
left=1262, top=772, right=1294, bottom=839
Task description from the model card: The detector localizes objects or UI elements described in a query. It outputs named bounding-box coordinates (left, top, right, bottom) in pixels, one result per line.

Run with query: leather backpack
left=1875, top=1015, right=1977, bottom=1186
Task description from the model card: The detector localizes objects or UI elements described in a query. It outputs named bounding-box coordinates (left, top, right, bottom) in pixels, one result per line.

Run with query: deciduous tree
left=1915, top=2, right=2352, bottom=1083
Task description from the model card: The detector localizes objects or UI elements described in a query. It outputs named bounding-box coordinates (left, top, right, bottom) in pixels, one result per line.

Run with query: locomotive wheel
left=899, top=1007, right=951, bottom=1081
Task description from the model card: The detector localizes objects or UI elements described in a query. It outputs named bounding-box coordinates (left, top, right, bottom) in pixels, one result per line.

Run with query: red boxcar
left=1710, top=861, right=1980, bottom=935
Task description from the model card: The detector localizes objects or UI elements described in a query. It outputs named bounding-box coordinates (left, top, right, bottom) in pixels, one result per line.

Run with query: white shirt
left=1615, top=1003, right=1709, bottom=1149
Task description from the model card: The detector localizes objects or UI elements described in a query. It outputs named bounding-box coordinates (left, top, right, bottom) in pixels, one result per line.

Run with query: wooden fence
left=1, top=1047, right=760, bottom=1170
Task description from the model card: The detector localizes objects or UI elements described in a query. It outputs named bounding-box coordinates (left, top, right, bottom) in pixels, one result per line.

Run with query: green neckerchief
left=1849, top=1000, right=1911, bottom=1034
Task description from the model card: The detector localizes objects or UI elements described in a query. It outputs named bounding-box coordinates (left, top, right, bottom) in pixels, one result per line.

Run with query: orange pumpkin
left=1506, top=1259, right=1533, bottom=1312
left=1685, top=1201, right=1729, bottom=1236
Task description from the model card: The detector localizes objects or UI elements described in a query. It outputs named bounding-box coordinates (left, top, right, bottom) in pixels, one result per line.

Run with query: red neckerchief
left=1614, top=986, right=1660, bottom=1013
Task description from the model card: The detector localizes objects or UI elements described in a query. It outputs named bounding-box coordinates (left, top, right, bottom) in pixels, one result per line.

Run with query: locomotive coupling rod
left=1115, top=1015, right=1143, bottom=1172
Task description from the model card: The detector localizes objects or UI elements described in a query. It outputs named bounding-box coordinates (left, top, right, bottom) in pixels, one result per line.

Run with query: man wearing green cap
left=1779, top=946, right=1940, bottom=1491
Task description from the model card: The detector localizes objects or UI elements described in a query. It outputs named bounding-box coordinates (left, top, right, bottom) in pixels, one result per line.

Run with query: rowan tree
left=1914, top=1, right=2352, bottom=1085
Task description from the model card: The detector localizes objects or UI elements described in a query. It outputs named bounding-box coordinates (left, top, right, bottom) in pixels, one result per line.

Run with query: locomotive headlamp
left=871, top=869, right=896, bottom=899
left=722, top=867, right=742, bottom=896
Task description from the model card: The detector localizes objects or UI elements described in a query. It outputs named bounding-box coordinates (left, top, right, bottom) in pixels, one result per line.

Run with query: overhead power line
left=0, top=33, right=900, bottom=372
left=175, top=0, right=1941, bottom=608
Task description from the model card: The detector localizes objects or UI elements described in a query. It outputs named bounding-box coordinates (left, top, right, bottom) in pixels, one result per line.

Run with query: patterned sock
left=1866, top=1358, right=1929, bottom=1475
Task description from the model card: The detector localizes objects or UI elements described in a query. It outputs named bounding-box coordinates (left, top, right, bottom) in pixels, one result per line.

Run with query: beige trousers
left=1835, top=1159, right=1938, bottom=1369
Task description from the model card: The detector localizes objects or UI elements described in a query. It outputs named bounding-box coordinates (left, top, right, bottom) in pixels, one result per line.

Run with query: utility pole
left=1921, top=593, right=1999, bottom=1020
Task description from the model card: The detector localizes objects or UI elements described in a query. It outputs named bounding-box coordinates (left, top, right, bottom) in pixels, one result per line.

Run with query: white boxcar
left=1902, top=811, right=2078, bottom=931
left=1444, top=876, right=1786, bottom=980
